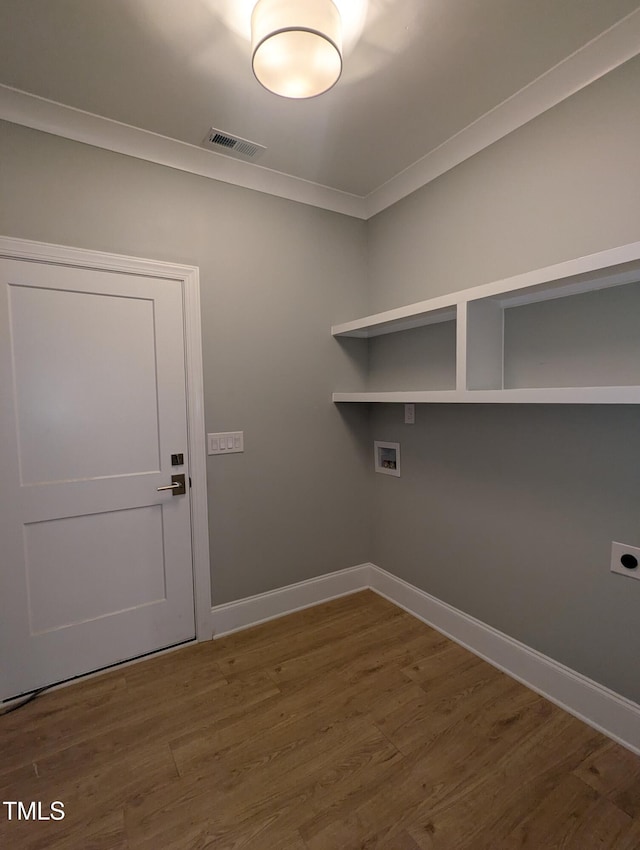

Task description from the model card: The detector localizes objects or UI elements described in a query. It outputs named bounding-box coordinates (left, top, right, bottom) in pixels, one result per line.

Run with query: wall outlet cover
left=610, top=541, right=640, bottom=581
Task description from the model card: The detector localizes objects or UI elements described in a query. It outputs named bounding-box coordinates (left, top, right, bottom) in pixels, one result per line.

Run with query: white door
left=0, top=258, right=196, bottom=700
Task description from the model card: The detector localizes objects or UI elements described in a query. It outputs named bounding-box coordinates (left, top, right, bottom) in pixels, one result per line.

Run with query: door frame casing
left=0, top=235, right=212, bottom=641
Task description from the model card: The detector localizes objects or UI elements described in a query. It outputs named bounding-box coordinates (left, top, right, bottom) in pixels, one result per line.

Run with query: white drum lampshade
left=251, top=0, right=343, bottom=99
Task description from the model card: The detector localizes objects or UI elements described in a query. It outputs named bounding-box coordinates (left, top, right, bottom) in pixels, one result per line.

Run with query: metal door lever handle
left=157, top=473, right=186, bottom=495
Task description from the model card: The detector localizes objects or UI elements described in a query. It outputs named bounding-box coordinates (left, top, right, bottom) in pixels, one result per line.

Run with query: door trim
left=0, top=235, right=212, bottom=641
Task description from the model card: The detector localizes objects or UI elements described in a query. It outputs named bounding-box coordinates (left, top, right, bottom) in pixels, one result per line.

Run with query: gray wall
left=0, top=121, right=372, bottom=604
left=367, top=56, right=640, bottom=311
left=367, top=55, right=640, bottom=702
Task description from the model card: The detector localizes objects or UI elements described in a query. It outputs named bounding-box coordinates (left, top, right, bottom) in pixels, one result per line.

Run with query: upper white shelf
left=332, top=299, right=456, bottom=338
left=332, top=242, right=640, bottom=339
left=332, top=242, right=640, bottom=404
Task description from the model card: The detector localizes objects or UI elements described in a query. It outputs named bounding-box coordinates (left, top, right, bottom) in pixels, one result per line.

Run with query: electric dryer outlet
left=610, top=541, right=640, bottom=581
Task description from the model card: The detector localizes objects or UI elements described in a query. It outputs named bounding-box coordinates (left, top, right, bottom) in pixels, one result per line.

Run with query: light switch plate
left=208, top=431, right=244, bottom=455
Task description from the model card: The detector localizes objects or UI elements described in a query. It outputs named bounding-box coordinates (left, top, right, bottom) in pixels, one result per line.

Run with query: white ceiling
left=1, top=0, right=640, bottom=213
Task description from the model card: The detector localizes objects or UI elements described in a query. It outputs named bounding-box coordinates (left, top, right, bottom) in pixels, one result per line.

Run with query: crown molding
left=364, top=7, right=640, bottom=217
left=0, top=84, right=366, bottom=220
left=1, top=7, right=639, bottom=221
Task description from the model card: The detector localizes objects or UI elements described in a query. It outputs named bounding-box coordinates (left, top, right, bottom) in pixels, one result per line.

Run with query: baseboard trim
left=210, top=563, right=640, bottom=754
left=210, top=564, right=372, bottom=638
left=368, top=565, right=640, bottom=756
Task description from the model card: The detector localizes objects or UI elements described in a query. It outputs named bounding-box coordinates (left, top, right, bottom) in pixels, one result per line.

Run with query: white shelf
left=332, top=242, right=640, bottom=404
left=332, top=299, right=456, bottom=338
left=333, top=387, right=640, bottom=404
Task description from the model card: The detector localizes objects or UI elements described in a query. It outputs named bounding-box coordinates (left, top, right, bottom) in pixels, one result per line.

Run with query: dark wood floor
left=2, top=590, right=640, bottom=849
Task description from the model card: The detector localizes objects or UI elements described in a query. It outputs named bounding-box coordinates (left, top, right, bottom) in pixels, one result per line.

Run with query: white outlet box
left=610, top=541, right=640, bottom=580
left=404, top=403, right=415, bottom=425
left=374, top=441, right=400, bottom=477
left=208, top=431, right=244, bottom=455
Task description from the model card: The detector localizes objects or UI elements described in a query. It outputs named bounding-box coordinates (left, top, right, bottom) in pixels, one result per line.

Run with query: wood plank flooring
left=1, top=590, right=639, bottom=849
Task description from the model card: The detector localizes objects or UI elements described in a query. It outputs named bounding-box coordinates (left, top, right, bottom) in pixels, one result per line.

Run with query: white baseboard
left=210, top=563, right=640, bottom=754
left=368, top=565, right=640, bottom=756
left=210, top=564, right=371, bottom=638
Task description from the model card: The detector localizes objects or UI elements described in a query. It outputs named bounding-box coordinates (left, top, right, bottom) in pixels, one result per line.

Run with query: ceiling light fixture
left=251, top=0, right=343, bottom=99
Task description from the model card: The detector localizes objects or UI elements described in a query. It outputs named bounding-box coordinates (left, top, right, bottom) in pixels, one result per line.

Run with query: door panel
left=0, top=258, right=196, bottom=700
left=24, top=506, right=167, bottom=635
left=9, top=284, right=161, bottom=483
